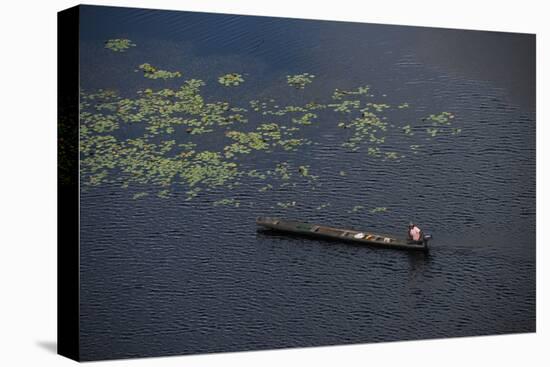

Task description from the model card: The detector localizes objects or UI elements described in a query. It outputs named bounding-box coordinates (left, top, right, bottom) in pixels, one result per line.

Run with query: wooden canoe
left=256, top=216, right=430, bottom=251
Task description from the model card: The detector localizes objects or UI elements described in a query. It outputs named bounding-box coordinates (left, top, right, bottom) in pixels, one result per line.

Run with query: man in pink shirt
left=408, top=222, right=422, bottom=242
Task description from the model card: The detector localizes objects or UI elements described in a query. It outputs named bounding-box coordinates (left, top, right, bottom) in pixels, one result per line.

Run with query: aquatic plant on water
left=277, top=201, right=297, bottom=209
left=316, top=203, right=331, bottom=210
left=137, top=63, right=182, bottom=80
left=105, top=38, right=136, bottom=52
left=218, top=73, right=244, bottom=86
left=348, top=205, right=364, bottom=213
left=370, top=207, right=387, bottom=213
left=80, top=44, right=460, bottom=205
left=287, top=73, right=315, bottom=89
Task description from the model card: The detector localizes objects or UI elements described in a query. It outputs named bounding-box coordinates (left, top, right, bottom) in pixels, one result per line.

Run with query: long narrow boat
left=256, top=216, right=431, bottom=251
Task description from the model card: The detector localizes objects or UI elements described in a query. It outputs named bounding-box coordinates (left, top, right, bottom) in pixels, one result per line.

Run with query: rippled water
left=78, top=5, right=535, bottom=361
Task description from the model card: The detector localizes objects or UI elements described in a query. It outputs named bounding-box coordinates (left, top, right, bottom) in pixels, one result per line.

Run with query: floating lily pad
left=348, top=205, right=364, bottom=213
left=427, top=127, right=439, bottom=137
left=213, top=198, right=240, bottom=207
left=137, top=63, right=182, bottom=79
left=402, top=124, right=413, bottom=136
left=80, top=67, right=458, bottom=202
left=332, top=86, right=370, bottom=100
left=132, top=192, right=148, bottom=200
left=287, top=73, right=315, bottom=89
left=298, top=165, right=309, bottom=176
left=259, top=184, right=273, bottom=192
left=105, top=39, right=136, bottom=52
left=366, top=103, right=390, bottom=112
left=316, top=203, right=331, bottom=210
left=218, top=73, right=244, bottom=86
left=370, top=207, right=387, bottom=213
left=277, top=201, right=296, bottom=209
left=292, top=113, right=317, bottom=125
left=384, top=152, right=400, bottom=160
left=157, top=189, right=170, bottom=198
left=329, top=100, right=360, bottom=113
left=426, top=111, right=454, bottom=125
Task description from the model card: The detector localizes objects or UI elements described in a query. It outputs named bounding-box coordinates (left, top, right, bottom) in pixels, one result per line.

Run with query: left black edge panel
left=58, top=4, right=80, bottom=362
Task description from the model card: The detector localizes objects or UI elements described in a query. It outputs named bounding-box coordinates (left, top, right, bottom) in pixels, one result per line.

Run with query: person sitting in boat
left=408, top=222, right=422, bottom=242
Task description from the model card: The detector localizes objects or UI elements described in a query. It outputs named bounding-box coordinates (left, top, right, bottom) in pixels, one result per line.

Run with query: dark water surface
left=78, top=6, right=535, bottom=361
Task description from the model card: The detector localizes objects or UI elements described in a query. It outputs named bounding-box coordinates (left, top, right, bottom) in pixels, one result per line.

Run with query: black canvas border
left=57, top=5, right=80, bottom=362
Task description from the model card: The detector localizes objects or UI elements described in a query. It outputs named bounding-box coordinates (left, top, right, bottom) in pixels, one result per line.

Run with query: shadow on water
left=405, top=250, right=432, bottom=273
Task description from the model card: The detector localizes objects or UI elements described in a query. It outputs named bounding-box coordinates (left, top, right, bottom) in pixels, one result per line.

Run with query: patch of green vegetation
left=80, top=61, right=459, bottom=203
left=384, top=152, right=400, bottom=160
left=213, top=198, right=240, bottom=207
left=366, top=103, right=390, bottom=112
left=292, top=113, right=317, bottom=125
left=426, top=111, right=454, bottom=125
left=257, top=123, right=282, bottom=140
left=105, top=39, right=136, bottom=52
left=79, top=122, right=241, bottom=197
left=259, top=184, right=273, bottom=192
left=132, top=192, right=149, bottom=200
left=402, top=124, right=413, bottom=136
left=87, top=170, right=108, bottom=186
left=137, top=63, right=182, bottom=79
left=183, top=151, right=239, bottom=188
left=80, top=112, right=119, bottom=133
left=247, top=170, right=267, bottom=180
left=277, top=201, right=296, bottom=209
left=367, top=146, right=381, bottom=157
left=224, top=130, right=269, bottom=158
left=278, top=138, right=307, bottom=151
left=398, top=102, right=409, bottom=109
left=329, top=100, right=361, bottom=113
left=370, top=207, right=387, bottom=213
left=261, top=104, right=311, bottom=116
left=304, top=101, right=327, bottom=111
left=427, top=127, right=439, bottom=137
left=298, top=165, right=309, bottom=177
left=263, top=162, right=315, bottom=188
left=218, top=73, right=244, bottom=86
left=341, top=110, right=387, bottom=150
left=316, top=203, right=331, bottom=210
left=332, top=86, right=370, bottom=100
left=157, top=189, right=170, bottom=198
left=185, top=187, right=201, bottom=201
left=274, top=162, right=291, bottom=180
left=348, top=205, right=364, bottom=213
left=287, top=73, right=315, bottom=89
